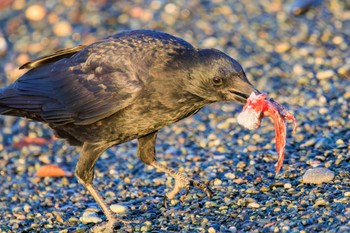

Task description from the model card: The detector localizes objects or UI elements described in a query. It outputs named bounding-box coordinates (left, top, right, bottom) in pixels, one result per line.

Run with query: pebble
left=25, top=4, right=46, bottom=21
left=233, top=178, right=244, bottom=184
left=44, top=224, right=53, bottom=229
left=246, top=188, right=259, bottom=194
left=202, top=37, right=218, bottom=48
left=293, top=64, right=305, bottom=75
left=224, top=172, right=236, bottom=179
left=110, top=204, right=127, bottom=214
left=275, top=43, right=291, bottom=53
left=336, top=139, right=344, bottom=145
left=229, top=226, right=237, bottom=233
left=213, top=178, right=222, bottom=186
left=247, top=202, right=260, bottom=208
left=53, top=21, right=73, bottom=37
left=79, top=212, right=102, bottom=224
left=140, top=225, right=151, bottom=231
left=301, top=138, right=316, bottom=147
left=338, top=64, right=350, bottom=78
left=0, top=37, right=7, bottom=57
left=319, top=107, right=328, bottom=114
left=303, top=167, right=335, bottom=184
left=316, top=70, right=335, bottom=80
left=23, top=204, right=31, bottom=213
left=68, top=217, right=79, bottom=223
left=205, top=201, right=217, bottom=208
left=313, top=198, right=329, bottom=207
left=338, top=226, right=350, bottom=233
left=260, top=186, right=270, bottom=192
left=290, top=0, right=320, bottom=15
left=236, top=161, right=246, bottom=169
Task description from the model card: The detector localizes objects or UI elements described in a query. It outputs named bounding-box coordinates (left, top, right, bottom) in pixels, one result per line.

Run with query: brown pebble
left=0, top=37, right=7, bottom=57
left=124, top=177, right=131, bottom=183
left=12, top=0, right=26, bottom=10
left=260, top=186, right=270, bottom=192
left=316, top=70, right=335, bottom=80
left=25, top=4, right=46, bottom=21
left=16, top=54, right=30, bottom=66
left=338, top=64, right=350, bottom=79
left=233, top=178, right=244, bottom=184
left=247, top=202, right=260, bottom=208
left=53, top=21, right=73, bottom=37
left=275, top=43, right=291, bottom=53
left=313, top=198, right=328, bottom=207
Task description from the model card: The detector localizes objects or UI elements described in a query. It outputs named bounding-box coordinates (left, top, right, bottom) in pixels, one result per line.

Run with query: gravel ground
left=0, top=0, right=349, bottom=232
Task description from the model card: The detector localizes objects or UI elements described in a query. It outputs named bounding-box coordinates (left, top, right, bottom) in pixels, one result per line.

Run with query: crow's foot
left=163, top=176, right=213, bottom=208
left=150, top=160, right=213, bottom=208
left=90, top=217, right=141, bottom=233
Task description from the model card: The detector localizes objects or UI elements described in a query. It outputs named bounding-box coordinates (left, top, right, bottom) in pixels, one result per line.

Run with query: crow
left=0, top=30, right=259, bottom=229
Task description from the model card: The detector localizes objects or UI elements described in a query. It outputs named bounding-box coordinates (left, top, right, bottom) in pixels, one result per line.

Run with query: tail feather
left=0, top=86, right=47, bottom=121
left=0, top=106, right=11, bottom=115
left=0, top=86, right=13, bottom=115
left=0, top=86, right=31, bottom=117
left=0, top=87, right=10, bottom=114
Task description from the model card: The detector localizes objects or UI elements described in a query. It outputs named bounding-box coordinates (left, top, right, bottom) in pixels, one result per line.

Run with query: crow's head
left=184, top=48, right=260, bottom=104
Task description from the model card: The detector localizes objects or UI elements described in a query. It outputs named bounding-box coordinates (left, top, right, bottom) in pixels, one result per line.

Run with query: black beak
left=226, top=69, right=261, bottom=104
left=228, top=86, right=261, bottom=104
left=229, top=90, right=250, bottom=100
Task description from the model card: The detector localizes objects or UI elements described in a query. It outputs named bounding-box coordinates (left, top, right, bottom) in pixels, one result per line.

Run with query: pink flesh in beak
left=238, top=93, right=296, bottom=174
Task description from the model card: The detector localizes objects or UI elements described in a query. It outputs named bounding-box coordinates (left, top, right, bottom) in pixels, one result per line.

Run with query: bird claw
left=163, top=196, right=168, bottom=208
left=162, top=178, right=213, bottom=208
left=92, top=217, right=143, bottom=233
left=189, top=179, right=213, bottom=199
left=181, top=186, right=191, bottom=200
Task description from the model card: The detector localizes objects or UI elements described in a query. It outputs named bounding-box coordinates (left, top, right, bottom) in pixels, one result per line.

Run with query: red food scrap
left=238, top=93, right=296, bottom=173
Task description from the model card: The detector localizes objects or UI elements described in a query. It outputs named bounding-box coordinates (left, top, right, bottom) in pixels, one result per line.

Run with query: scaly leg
left=138, top=132, right=213, bottom=207
left=75, top=142, right=130, bottom=232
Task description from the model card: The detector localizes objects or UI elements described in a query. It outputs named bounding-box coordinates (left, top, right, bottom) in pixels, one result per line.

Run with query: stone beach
left=0, top=0, right=349, bottom=232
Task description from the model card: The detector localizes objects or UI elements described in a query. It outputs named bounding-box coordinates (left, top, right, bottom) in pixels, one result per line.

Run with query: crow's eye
left=212, top=77, right=223, bottom=86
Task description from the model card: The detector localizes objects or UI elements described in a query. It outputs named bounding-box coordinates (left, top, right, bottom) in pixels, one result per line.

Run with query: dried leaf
left=13, top=136, right=51, bottom=149
left=35, top=164, right=72, bottom=177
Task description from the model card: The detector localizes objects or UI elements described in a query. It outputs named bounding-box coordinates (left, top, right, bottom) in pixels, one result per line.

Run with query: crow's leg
left=75, top=142, right=130, bottom=232
left=138, top=132, right=213, bottom=207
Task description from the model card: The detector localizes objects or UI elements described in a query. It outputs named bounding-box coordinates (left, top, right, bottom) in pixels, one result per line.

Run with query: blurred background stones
left=0, top=0, right=349, bottom=232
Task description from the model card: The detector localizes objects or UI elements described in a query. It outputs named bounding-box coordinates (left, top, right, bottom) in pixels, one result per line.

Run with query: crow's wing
left=0, top=39, right=145, bottom=125
left=19, top=45, right=87, bottom=70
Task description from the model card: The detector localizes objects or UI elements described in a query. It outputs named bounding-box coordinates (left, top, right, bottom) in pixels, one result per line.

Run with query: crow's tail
left=0, top=105, right=11, bottom=115
left=0, top=88, right=8, bottom=114
left=0, top=86, right=46, bottom=120
left=0, top=86, right=17, bottom=116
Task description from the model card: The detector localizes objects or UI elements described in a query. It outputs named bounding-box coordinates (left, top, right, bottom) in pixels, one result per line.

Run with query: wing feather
left=1, top=30, right=194, bottom=125
left=1, top=41, right=144, bottom=125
